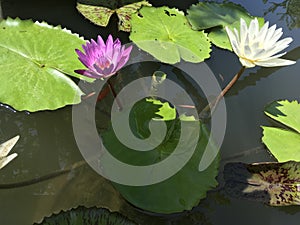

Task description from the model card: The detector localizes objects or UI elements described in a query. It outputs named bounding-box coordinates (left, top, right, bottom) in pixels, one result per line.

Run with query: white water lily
left=226, top=18, right=296, bottom=68
left=0, top=135, right=19, bottom=170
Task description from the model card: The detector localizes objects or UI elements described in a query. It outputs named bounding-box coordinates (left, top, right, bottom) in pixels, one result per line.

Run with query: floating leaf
left=147, top=98, right=176, bottom=121
left=186, top=2, right=263, bottom=50
left=101, top=99, right=219, bottom=213
left=35, top=206, right=137, bottom=225
left=262, top=100, right=300, bottom=162
left=76, top=1, right=151, bottom=32
left=0, top=18, right=91, bottom=112
left=76, top=3, right=114, bottom=28
left=224, top=161, right=300, bottom=206
left=130, top=6, right=211, bottom=64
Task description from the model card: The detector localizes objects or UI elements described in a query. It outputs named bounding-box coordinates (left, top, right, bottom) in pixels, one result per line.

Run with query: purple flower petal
left=74, top=35, right=133, bottom=79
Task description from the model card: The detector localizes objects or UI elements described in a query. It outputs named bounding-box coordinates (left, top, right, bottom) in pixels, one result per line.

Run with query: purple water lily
left=75, top=35, right=132, bottom=79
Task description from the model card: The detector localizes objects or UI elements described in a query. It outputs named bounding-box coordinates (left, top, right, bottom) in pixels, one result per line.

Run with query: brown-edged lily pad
left=35, top=206, right=137, bottom=225
left=224, top=161, right=300, bottom=206
left=77, top=0, right=151, bottom=32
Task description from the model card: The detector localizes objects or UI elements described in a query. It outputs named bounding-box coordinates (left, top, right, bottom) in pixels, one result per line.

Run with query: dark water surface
left=0, top=0, right=299, bottom=224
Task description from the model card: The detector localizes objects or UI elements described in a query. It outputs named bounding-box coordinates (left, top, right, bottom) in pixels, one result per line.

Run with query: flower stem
left=107, top=79, right=123, bottom=111
left=200, top=66, right=246, bottom=119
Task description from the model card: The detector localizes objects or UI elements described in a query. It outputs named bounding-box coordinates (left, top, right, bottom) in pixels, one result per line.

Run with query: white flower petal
left=264, top=28, right=283, bottom=49
left=264, top=24, right=277, bottom=43
left=257, top=21, right=269, bottom=43
left=0, top=135, right=20, bottom=157
left=233, top=28, right=240, bottom=43
left=240, top=18, right=248, bottom=45
left=251, top=48, right=266, bottom=59
left=255, top=58, right=296, bottom=67
left=248, top=18, right=259, bottom=40
left=226, top=18, right=295, bottom=68
left=243, top=44, right=252, bottom=57
left=231, top=39, right=242, bottom=56
left=263, top=37, right=293, bottom=58
left=263, top=52, right=287, bottom=60
left=226, top=27, right=241, bottom=55
left=0, top=153, right=18, bottom=170
left=239, top=58, right=256, bottom=68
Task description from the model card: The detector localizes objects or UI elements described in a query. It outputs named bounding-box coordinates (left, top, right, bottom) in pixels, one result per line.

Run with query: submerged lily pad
left=262, top=100, right=300, bottom=162
left=77, top=0, right=151, bottom=32
left=101, top=98, right=219, bottom=213
left=186, top=2, right=263, bottom=50
left=224, top=161, right=300, bottom=206
left=130, top=6, right=211, bottom=64
left=0, top=18, right=91, bottom=112
left=35, top=206, right=137, bottom=224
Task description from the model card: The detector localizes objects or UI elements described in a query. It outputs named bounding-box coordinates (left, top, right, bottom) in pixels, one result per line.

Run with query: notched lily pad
left=35, top=206, right=137, bottom=224
left=224, top=161, right=300, bottom=206
left=0, top=18, right=90, bottom=112
left=130, top=6, right=211, bottom=64
left=76, top=0, right=151, bottom=32
left=262, top=100, right=300, bottom=162
left=186, top=2, right=263, bottom=50
left=101, top=98, right=219, bottom=213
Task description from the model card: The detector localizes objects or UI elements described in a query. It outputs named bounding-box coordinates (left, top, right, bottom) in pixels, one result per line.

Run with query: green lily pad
left=76, top=1, right=151, bottom=32
left=186, top=2, right=263, bottom=50
left=101, top=99, right=219, bottom=213
left=147, top=98, right=176, bottom=121
left=0, top=18, right=91, bottom=112
left=129, top=6, right=211, bottom=64
left=35, top=206, right=137, bottom=224
left=262, top=100, right=300, bottom=162
left=224, top=161, right=300, bottom=206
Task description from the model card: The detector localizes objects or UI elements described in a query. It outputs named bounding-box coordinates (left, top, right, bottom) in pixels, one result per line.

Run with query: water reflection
left=227, top=46, right=300, bottom=96
left=263, top=0, right=300, bottom=29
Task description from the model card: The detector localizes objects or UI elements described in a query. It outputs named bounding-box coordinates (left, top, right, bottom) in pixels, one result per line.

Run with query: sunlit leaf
left=262, top=100, right=300, bottom=162
left=101, top=99, right=219, bottom=213
left=0, top=18, right=90, bottom=112
left=186, top=2, right=264, bottom=50
left=76, top=1, right=151, bottom=32
left=35, top=206, right=137, bottom=225
left=130, top=6, right=211, bottom=64
left=265, top=100, right=300, bottom=133
left=224, top=161, right=300, bottom=206
left=147, top=98, right=176, bottom=121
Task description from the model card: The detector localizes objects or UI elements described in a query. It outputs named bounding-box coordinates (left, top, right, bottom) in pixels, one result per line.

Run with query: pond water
left=0, top=0, right=299, bottom=224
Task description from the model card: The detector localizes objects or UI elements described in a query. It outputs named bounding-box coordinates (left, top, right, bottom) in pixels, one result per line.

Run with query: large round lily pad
left=101, top=99, right=219, bottom=213
left=0, top=18, right=91, bottom=112
left=129, top=6, right=211, bottom=64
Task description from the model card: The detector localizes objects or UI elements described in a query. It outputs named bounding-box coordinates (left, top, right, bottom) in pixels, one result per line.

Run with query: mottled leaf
left=130, top=6, right=211, bottom=64
left=116, top=1, right=152, bottom=32
left=0, top=18, right=90, bottom=112
left=77, top=1, right=151, bottom=32
left=35, top=206, right=137, bottom=225
left=224, top=161, right=300, bottom=206
left=186, top=2, right=264, bottom=50
left=262, top=100, right=300, bottom=162
left=76, top=3, right=114, bottom=27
